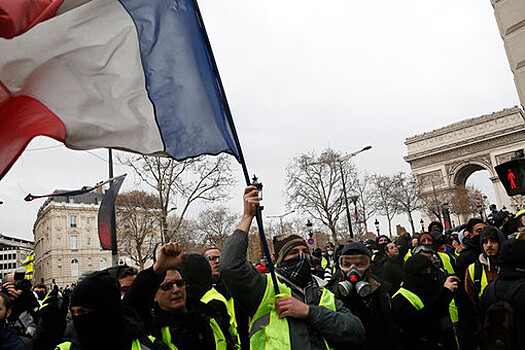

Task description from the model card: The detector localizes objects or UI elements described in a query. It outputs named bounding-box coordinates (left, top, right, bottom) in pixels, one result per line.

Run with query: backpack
left=481, top=279, right=525, bottom=349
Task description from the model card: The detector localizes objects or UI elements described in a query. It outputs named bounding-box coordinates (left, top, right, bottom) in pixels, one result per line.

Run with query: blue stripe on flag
left=118, top=0, right=240, bottom=161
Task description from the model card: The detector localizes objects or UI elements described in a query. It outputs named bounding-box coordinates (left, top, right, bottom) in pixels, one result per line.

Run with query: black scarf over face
left=276, top=253, right=322, bottom=304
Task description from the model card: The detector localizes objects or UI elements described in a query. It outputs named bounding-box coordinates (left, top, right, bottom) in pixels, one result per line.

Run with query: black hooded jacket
left=124, top=255, right=234, bottom=350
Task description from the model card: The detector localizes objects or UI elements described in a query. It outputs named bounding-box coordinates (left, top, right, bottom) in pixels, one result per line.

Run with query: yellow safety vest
left=201, top=287, right=240, bottom=348
left=468, top=262, right=488, bottom=298
left=249, top=275, right=336, bottom=350
left=161, top=318, right=226, bottom=350
left=392, top=287, right=459, bottom=347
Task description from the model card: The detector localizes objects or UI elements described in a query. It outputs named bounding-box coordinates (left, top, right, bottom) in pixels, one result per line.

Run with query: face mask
left=327, top=250, right=334, bottom=256
left=338, top=268, right=372, bottom=298
left=277, top=253, right=312, bottom=288
left=36, top=291, right=46, bottom=300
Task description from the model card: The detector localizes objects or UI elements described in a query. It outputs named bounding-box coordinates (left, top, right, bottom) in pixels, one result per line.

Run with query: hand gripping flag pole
left=191, top=0, right=280, bottom=294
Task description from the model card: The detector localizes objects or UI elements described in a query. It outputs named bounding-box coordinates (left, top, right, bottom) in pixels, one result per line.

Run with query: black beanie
left=498, top=239, right=525, bottom=271
left=403, top=255, right=433, bottom=276
left=70, top=270, right=121, bottom=313
left=340, top=242, right=372, bottom=257
left=177, top=253, right=213, bottom=301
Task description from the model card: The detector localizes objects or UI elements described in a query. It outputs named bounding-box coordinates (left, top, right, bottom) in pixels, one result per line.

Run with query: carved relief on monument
left=407, top=133, right=525, bottom=170
left=495, top=151, right=518, bottom=165
left=417, top=170, right=444, bottom=189
left=405, top=107, right=524, bottom=156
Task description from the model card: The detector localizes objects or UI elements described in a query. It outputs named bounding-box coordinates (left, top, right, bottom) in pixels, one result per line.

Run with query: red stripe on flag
left=0, top=0, right=64, bottom=39
left=0, top=95, right=66, bottom=179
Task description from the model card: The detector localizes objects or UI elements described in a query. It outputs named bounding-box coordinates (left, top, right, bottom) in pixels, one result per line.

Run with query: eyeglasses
left=159, top=280, right=187, bottom=291
left=207, top=255, right=220, bottom=261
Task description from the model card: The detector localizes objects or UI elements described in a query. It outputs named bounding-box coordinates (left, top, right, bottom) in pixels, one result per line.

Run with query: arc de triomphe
left=404, top=106, right=525, bottom=220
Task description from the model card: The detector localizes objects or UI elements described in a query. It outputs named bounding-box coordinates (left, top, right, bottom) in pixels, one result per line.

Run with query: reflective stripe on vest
left=321, top=257, right=328, bottom=269
left=161, top=319, right=225, bottom=350
left=201, top=287, right=240, bottom=348
left=437, top=252, right=455, bottom=275
left=56, top=343, right=71, bottom=350
left=392, top=288, right=424, bottom=310
left=468, top=262, right=488, bottom=298
left=393, top=287, right=458, bottom=324
left=249, top=274, right=336, bottom=350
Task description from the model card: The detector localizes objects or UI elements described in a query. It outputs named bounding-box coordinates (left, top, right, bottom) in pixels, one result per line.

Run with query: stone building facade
left=33, top=189, right=162, bottom=287
left=33, top=192, right=111, bottom=287
left=492, top=0, right=525, bottom=108
left=0, top=235, right=33, bottom=279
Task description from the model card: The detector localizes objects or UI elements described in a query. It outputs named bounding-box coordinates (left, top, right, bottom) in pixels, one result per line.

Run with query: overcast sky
left=0, top=0, right=520, bottom=241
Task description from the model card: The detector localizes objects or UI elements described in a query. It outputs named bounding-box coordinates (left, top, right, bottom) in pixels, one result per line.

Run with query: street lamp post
left=350, top=194, right=359, bottom=237
left=267, top=210, right=296, bottom=236
left=374, top=219, right=380, bottom=235
left=308, top=146, right=372, bottom=239
left=420, top=218, right=424, bottom=232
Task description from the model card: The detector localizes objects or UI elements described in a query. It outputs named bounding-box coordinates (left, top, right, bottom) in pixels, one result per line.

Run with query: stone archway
left=404, top=106, right=525, bottom=224
left=449, top=161, right=495, bottom=187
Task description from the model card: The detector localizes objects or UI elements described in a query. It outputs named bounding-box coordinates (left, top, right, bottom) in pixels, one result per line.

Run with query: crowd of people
left=1, top=185, right=525, bottom=349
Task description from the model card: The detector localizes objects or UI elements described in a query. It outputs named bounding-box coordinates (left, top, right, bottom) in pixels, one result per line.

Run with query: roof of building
left=37, top=191, right=105, bottom=218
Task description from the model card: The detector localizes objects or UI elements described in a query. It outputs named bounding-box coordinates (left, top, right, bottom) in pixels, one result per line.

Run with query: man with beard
left=333, top=242, right=396, bottom=349
left=56, top=269, right=167, bottom=350
left=220, top=186, right=365, bottom=349
left=465, top=227, right=505, bottom=306
left=392, top=255, right=459, bottom=350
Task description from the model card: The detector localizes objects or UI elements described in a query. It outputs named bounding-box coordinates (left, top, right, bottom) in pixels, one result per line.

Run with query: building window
left=71, top=259, right=79, bottom=276
left=86, top=237, right=91, bottom=245
left=86, top=217, right=90, bottom=225
left=70, top=215, right=77, bottom=228
left=68, top=197, right=76, bottom=204
left=100, top=257, right=107, bottom=270
left=124, top=218, right=130, bottom=228
left=124, top=235, right=131, bottom=248
left=70, top=235, right=78, bottom=250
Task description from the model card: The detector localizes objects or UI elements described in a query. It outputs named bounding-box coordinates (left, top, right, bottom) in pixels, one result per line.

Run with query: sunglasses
left=159, top=280, right=187, bottom=291
left=207, top=255, right=220, bottom=261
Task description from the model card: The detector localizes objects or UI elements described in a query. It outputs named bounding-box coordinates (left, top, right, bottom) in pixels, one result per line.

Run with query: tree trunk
left=407, top=211, right=415, bottom=234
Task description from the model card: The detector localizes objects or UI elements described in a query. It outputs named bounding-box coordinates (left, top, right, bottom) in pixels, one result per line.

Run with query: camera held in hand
left=13, top=268, right=32, bottom=291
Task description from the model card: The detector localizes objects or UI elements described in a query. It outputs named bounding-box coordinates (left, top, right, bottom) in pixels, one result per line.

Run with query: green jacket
left=220, top=229, right=365, bottom=350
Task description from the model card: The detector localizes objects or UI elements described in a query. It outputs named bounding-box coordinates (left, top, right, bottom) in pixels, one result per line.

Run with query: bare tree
left=119, top=154, right=235, bottom=243
left=116, top=191, right=161, bottom=270
left=285, top=148, right=355, bottom=244
left=351, top=172, right=377, bottom=234
left=371, top=174, right=399, bottom=237
left=448, top=185, right=486, bottom=219
left=391, top=172, right=421, bottom=234
left=195, top=206, right=238, bottom=249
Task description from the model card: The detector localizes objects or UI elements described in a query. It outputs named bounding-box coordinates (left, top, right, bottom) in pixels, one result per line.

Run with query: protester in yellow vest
left=220, top=186, right=365, bottom=350
left=123, top=243, right=234, bottom=350
left=204, top=247, right=249, bottom=349
left=465, top=227, right=504, bottom=305
left=55, top=270, right=167, bottom=350
left=392, top=255, right=459, bottom=350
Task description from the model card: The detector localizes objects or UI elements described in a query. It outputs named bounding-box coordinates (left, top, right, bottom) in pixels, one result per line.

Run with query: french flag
left=0, top=0, right=241, bottom=179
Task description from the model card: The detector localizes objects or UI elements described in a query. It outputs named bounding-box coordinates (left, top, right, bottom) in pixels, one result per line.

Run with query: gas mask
left=327, top=250, right=334, bottom=257
left=337, top=254, right=372, bottom=298
left=338, top=268, right=372, bottom=298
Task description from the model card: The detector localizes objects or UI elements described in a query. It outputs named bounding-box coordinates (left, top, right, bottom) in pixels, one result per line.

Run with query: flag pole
left=108, top=148, right=118, bottom=267
left=191, top=0, right=280, bottom=294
